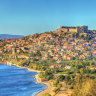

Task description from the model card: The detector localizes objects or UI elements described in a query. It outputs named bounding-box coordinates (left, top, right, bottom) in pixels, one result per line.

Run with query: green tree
left=43, top=93, right=51, bottom=96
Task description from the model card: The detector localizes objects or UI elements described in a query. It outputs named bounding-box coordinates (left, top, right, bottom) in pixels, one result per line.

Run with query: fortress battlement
left=55, top=26, right=88, bottom=34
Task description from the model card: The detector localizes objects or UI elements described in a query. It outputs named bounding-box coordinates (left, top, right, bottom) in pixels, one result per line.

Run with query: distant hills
left=0, top=34, right=24, bottom=39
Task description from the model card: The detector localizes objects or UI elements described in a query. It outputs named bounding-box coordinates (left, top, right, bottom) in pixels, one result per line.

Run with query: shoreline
left=0, top=62, right=53, bottom=96
left=35, top=74, right=54, bottom=96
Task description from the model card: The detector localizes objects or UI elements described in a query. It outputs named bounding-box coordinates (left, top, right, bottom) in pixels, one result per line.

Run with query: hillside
left=0, top=34, right=24, bottom=39
left=0, top=26, right=96, bottom=62
left=0, top=26, right=96, bottom=96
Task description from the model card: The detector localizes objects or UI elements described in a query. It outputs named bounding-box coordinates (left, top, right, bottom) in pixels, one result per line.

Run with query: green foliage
left=35, top=34, right=39, bottom=38
left=19, top=49, right=25, bottom=54
left=76, top=64, right=83, bottom=69
left=57, top=83, right=62, bottom=88
left=69, top=86, right=74, bottom=89
left=33, top=58, right=39, bottom=61
left=57, top=75, right=65, bottom=81
left=76, top=34, right=91, bottom=40
left=53, top=87, right=60, bottom=92
left=46, top=75, right=52, bottom=80
left=45, top=70, right=53, bottom=80
left=22, top=37, right=29, bottom=40
left=43, top=93, right=51, bottom=96
left=51, top=33, right=58, bottom=37
left=71, top=57, right=76, bottom=60
left=85, top=47, right=89, bottom=51
left=11, top=58, right=96, bottom=96
left=30, top=50, right=41, bottom=57
left=53, top=79, right=59, bottom=87
left=72, top=77, right=96, bottom=96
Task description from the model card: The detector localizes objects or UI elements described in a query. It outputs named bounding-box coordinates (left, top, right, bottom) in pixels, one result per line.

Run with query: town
left=0, top=26, right=96, bottom=96
left=0, top=26, right=96, bottom=62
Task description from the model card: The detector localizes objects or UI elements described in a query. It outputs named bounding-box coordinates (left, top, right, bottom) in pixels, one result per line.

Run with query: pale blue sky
left=0, top=0, right=96, bottom=36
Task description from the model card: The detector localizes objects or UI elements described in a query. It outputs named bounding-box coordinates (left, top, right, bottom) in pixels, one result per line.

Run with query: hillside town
left=0, top=26, right=96, bottom=96
left=0, top=26, right=96, bottom=63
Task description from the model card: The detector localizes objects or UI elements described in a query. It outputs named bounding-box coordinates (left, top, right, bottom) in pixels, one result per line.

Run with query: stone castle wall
left=60, top=28, right=68, bottom=32
left=77, top=26, right=88, bottom=33
left=54, top=26, right=88, bottom=34
left=69, top=28, right=78, bottom=33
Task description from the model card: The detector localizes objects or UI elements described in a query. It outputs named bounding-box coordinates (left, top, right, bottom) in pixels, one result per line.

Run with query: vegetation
left=10, top=59, right=96, bottom=95
left=72, top=76, right=96, bottom=96
left=43, top=93, right=51, bottom=96
left=0, top=26, right=96, bottom=95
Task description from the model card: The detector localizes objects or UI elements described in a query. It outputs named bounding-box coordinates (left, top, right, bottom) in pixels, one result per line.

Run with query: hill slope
left=0, top=26, right=96, bottom=61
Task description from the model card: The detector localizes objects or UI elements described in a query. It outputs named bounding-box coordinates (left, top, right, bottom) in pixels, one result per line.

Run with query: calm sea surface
left=0, top=64, right=46, bottom=96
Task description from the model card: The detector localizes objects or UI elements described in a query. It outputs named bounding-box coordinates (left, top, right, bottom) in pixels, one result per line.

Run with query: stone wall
left=69, top=28, right=78, bottom=33
left=54, top=26, right=88, bottom=34
left=79, top=33, right=88, bottom=37
left=60, top=28, right=68, bottom=32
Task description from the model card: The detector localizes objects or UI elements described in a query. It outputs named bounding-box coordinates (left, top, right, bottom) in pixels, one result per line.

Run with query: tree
left=71, top=57, right=76, bottom=60
left=53, top=79, right=59, bottom=87
left=53, top=87, right=60, bottom=93
left=43, top=93, right=51, bottom=96
left=76, top=64, right=83, bottom=69
left=57, top=75, right=65, bottom=81
left=73, top=79, right=96, bottom=96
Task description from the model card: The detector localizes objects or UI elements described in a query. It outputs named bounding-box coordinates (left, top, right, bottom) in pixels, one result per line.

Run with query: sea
left=0, top=64, right=46, bottom=96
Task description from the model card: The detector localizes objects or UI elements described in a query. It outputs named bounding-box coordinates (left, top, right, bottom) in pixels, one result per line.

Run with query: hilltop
left=0, top=26, right=96, bottom=62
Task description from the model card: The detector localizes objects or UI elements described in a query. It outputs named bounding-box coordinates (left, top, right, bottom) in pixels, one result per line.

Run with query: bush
left=57, top=75, right=65, bottom=81
left=43, top=93, right=51, bottom=96
left=69, top=86, right=74, bottom=89
left=53, top=87, right=60, bottom=92
left=72, top=78, right=96, bottom=96
left=46, top=75, right=53, bottom=80
left=57, top=83, right=62, bottom=88
left=53, top=79, right=59, bottom=87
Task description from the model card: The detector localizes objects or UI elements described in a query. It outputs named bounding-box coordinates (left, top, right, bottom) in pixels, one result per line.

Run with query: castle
left=54, top=26, right=89, bottom=35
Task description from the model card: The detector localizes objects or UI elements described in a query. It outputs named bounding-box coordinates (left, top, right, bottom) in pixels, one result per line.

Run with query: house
left=50, top=65, right=62, bottom=68
left=88, top=66, right=96, bottom=70
left=50, top=65, right=56, bottom=68
left=41, top=78, right=47, bottom=82
left=65, top=65, right=71, bottom=69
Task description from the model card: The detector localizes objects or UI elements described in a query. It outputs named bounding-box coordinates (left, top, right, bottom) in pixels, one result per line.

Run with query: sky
left=0, top=0, right=96, bottom=36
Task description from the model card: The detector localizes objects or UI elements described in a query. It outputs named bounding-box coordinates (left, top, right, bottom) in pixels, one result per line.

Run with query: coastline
left=35, top=74, right=54, bottom=96
left=13, top=64, right=54, bottom=96
left=0, top=62, right=53, bottom=96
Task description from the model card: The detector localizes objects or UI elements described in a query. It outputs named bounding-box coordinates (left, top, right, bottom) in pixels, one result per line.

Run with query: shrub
left=53, top=79, right=59, bottom=87
left=53, top=87, right=60, bottom=92
left=57, top=83, right=62, bottom=88
left=43, top=93, right=51, bottom=96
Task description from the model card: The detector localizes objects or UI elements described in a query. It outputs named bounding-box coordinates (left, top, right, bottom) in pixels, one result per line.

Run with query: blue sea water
left=0, top=64, right=46, bottom=96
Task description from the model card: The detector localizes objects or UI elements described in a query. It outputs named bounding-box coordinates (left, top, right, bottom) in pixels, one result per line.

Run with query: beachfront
left=0, top=62, right=73, bottom=96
